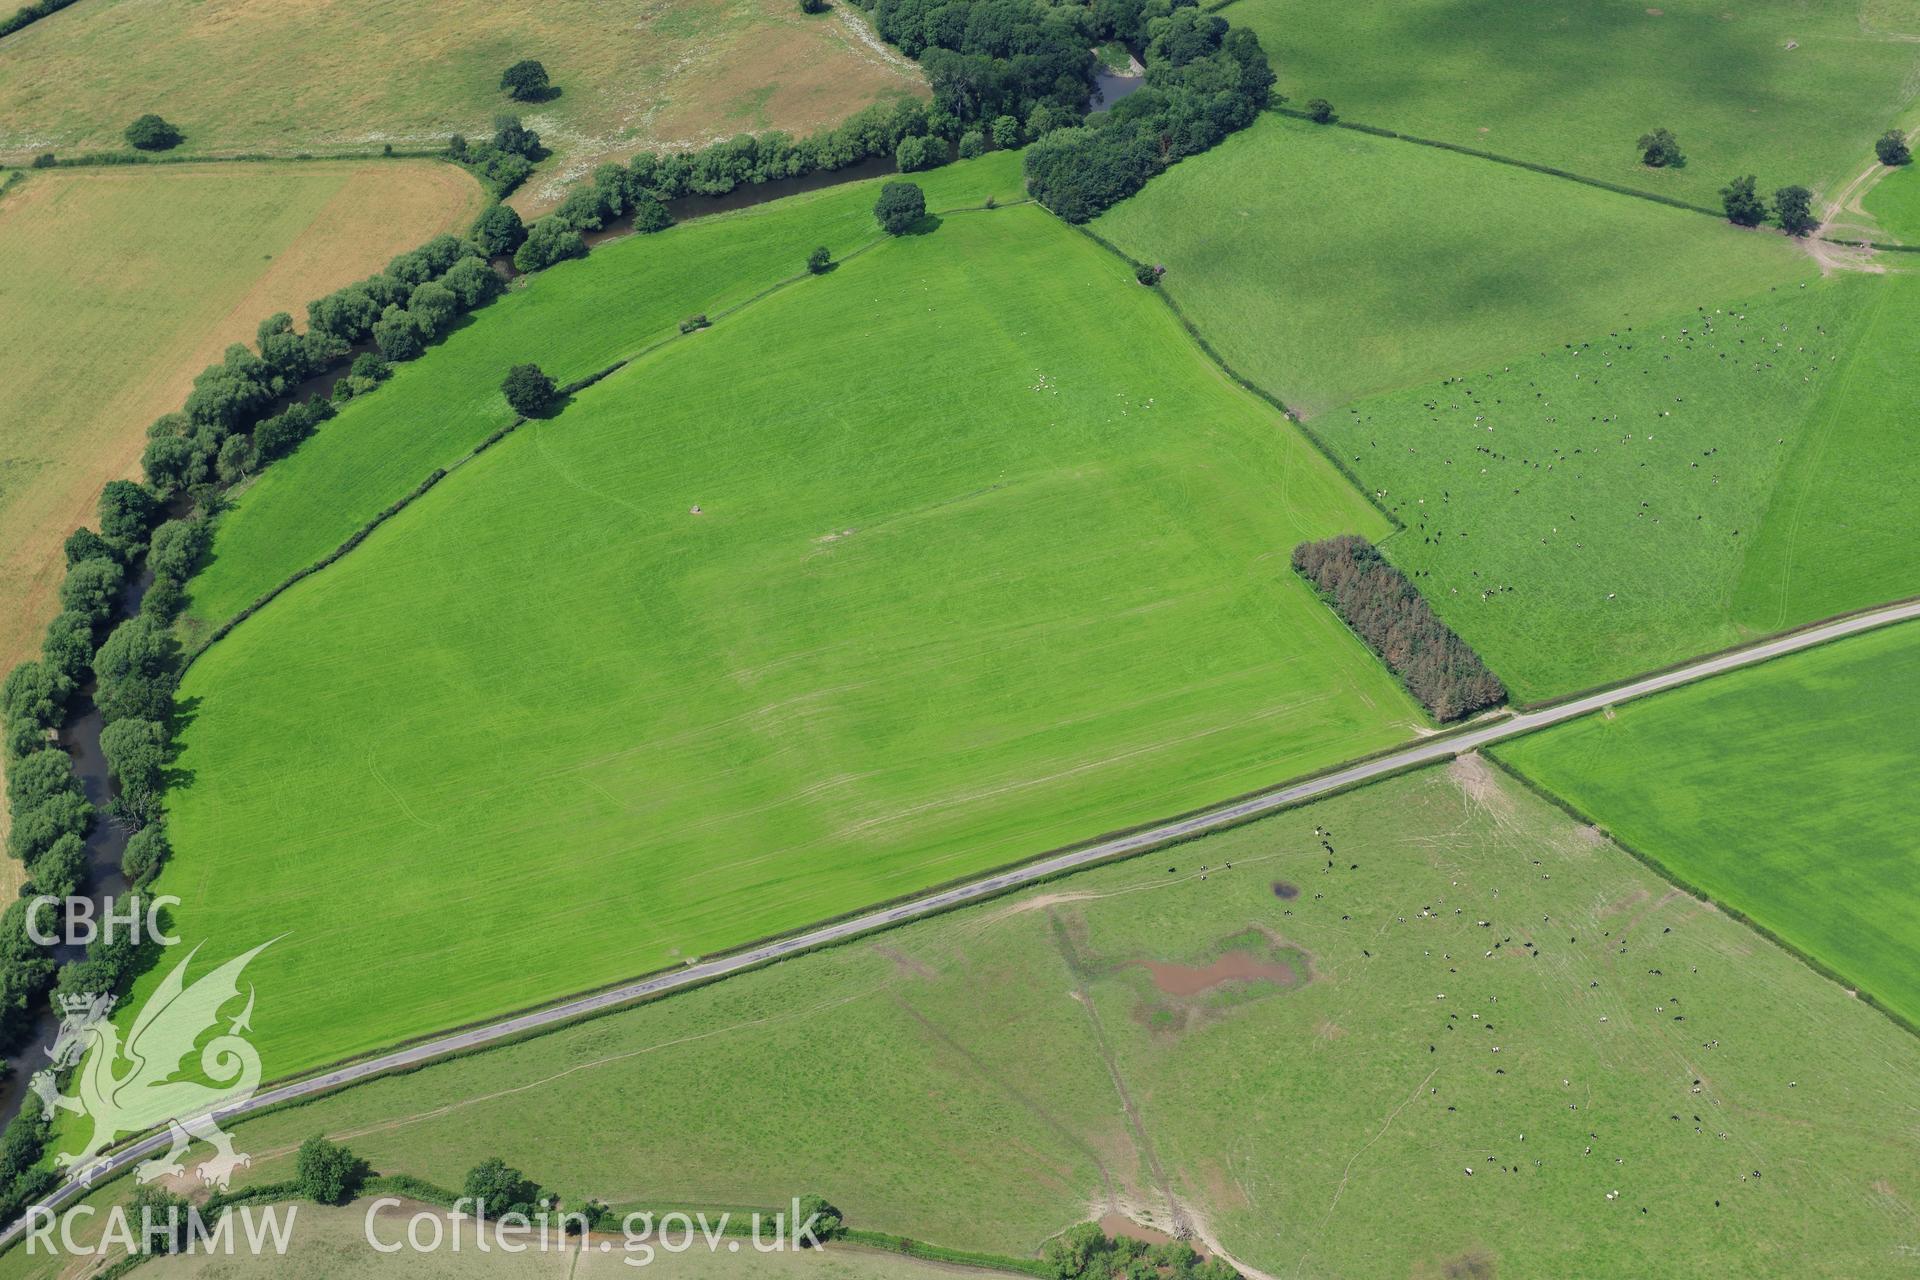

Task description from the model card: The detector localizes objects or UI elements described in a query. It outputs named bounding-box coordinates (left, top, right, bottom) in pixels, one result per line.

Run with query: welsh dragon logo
left=30, top=941, right=272, bottom=1189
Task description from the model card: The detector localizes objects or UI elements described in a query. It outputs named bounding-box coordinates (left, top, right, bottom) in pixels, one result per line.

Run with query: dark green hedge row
left=25, top=147, right=452, bottom=170
left=1272, top=106, right=1724, bottom=217
left=0, top=0, right=79, bottom=40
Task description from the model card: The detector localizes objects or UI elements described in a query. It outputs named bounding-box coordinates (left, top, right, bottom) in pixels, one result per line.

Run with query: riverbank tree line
left=1292, top=535, right=1506, bottom=721
left=0, top=0, right=79, bottom=40
left=1023, top=4, right=1277, bottom=221
left=0, top=207, right=554, bottom=1226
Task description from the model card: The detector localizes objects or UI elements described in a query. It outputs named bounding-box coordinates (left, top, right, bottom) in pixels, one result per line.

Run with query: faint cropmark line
left=31, top=940, right=277, bottom=1189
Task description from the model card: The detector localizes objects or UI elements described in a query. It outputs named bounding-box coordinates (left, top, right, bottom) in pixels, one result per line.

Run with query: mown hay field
left=28, top=767, right=1920, bottom=1279
left=1223, top=0, right=1920, bottom=208
left=1313, top=274, right=1920, bottom=700
left=153, top=198, right=1420, bottom=1076
left=1497, top=620, right=1920, bottom=1031
left=1092, top=115, right=1813, bottom=416
left=0, top=0, right=924, bottom=204
left=0, top=158, right=483, bottom=850
left=180, top=153, right=1029, bottom=636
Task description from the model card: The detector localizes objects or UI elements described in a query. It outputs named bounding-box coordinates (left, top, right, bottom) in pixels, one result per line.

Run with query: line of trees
left=139, top=234, right=500, bottom=504
left=0, top=473, right=188, bottom=1223
left=446, top=115, right=546, bottom=199
left=623, top=97, right=1011, bottom=203
left=0, top=206, right=554, bottom=1226
left=502, top=94, right=1028, bottom=275
left=1023, top=6, right=1277, bottom=221
left=864, top=0, right=1098, bottom=125
left=1044, top=1223, right=1240, bottom=1279
left=1718, top=175, right=1820, bottom=236
left=0, top=0, right=80, bottom=40
left=1292, top=535, right=1506, bottom=722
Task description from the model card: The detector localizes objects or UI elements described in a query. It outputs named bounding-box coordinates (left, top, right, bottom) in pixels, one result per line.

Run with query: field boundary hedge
left=1062, top=221, right=1403, bottom=532
left=1823, top=235, right=1920, bottom=253
left=182, top=195, right=1009, bottom=670
left=1266, top=106, right=1727, bottom=218
left=23, top=146, right=463, bottom=169
left=1508, top=592, right=1920, bottom=714
left=0, top=0, right=80, bottom=41
left=1481, top=753, right=1920, bottom=1042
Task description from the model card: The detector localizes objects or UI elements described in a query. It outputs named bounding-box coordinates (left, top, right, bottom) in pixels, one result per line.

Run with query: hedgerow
left=0, top=0, right=81, bottom=41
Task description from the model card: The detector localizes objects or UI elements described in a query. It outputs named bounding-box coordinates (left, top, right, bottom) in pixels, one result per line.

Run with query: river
left=0, top=567, right=147, bottom=1129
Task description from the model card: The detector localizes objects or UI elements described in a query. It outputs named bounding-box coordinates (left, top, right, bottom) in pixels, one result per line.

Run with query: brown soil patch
left=1098, top=1212, right=1211, bottom=1259
left=1449, top=753, right=1514, bottom=818
left=1645, top=6, right=1664, bottom=14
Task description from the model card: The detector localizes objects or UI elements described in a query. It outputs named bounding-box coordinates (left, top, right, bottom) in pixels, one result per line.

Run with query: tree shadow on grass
left=522, top=390, right=577, bottom=421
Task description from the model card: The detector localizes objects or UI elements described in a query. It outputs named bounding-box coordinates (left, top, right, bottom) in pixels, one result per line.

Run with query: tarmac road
left=7, top=597, right=1916, bottom=1241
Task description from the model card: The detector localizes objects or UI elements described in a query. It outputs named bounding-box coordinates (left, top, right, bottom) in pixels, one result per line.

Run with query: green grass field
left=1311, top=273, right=1920, bottom=700
left=182, top=154, right=1028, bottom=636
left=1222, top=0, right=1920, bottom=208
left=1091, top=115, right=1814, bottom=415
left=1863, top=159, right=1920, bottom=243
left=30, top=765, right=1920, bottom=1279
left=1732, top=272, right=1920, bottom=632
left=0, top=0, right=922, bottom=207
left=1496, top=621, right=1920, bottom=1031
left=154, top=197, right=1419, bottom=1077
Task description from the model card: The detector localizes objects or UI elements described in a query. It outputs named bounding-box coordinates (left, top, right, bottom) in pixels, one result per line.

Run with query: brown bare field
left=0, top=0, right=926, bottom=209
left=0, top=159, right=484, bottom=850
